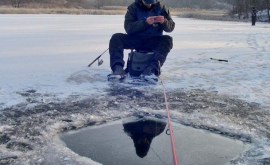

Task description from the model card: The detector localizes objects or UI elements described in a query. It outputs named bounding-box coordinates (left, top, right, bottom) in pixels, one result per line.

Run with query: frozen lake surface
left=0, top=15, right=270, bottom=165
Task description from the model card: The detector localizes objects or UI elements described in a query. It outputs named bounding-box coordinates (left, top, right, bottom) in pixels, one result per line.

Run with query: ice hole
left=60, top=116, right=250, bottom=165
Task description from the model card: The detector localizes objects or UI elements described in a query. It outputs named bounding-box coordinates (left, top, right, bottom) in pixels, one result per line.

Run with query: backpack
left=126, top=50, right=155, bottom=77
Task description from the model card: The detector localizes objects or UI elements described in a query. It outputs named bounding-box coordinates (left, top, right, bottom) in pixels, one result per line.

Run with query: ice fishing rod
left=159, top=62, right=179, bottom=165
left=88, top=48, right=109, bottom=67
left=210, top=58, right=228, bottom=62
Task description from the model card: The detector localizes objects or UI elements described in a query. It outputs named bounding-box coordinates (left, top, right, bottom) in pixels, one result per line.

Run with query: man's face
left=142, top=0, right=155, bottom=8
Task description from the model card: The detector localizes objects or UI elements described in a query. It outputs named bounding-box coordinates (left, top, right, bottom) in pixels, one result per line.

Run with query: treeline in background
left=0, top=0, right=230, bottom=9
left=0, top=0, right=269, bottom=22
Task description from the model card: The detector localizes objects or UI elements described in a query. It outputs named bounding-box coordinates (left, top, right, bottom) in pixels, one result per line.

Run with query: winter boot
left=112, top=65, right=126, bottom=76
left=108, top=65, right=126, bottom=82
left=140, top=66, right=159, bottom=84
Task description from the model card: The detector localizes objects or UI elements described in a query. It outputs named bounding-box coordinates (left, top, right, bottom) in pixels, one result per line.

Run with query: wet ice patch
left=0, top=88, right=269, bottom=164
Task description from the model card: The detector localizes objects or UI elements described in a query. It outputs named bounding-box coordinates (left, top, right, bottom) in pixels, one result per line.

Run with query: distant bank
left=0, top=6, right=268, bottom=23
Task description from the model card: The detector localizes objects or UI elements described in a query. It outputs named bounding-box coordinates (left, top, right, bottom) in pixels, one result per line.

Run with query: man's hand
left=146, top=16, right=165, bottom=25
left=154, top=16, right=165, bottom=24
left=146, top=16, right=155, bottom=25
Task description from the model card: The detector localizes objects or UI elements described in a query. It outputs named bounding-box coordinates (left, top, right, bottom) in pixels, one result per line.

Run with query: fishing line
left=159, top=61, right=179, bottom=165
left=150, top=146, right=167, bottom=165
left=150, top=113, right=167, bottom=165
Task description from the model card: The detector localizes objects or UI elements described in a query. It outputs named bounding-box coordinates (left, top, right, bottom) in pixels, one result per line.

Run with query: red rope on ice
left=159, top=62, right=179, bottom=165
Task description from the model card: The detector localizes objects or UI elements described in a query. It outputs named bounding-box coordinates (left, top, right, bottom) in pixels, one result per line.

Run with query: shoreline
left=1, top=7, right=268, bottom=23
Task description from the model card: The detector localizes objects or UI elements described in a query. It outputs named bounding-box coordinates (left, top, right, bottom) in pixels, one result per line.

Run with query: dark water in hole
left=60, top=116, right=250, bottom=165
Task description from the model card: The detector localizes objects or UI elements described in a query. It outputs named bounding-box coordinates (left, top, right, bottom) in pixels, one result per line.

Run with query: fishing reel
left=88, top=48, right=108, bottom=67
left=98, top=58, right=103, bottom=66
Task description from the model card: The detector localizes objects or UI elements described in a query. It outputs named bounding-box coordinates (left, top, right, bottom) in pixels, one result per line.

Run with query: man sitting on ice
left=109, top=0, right=175, bottom=80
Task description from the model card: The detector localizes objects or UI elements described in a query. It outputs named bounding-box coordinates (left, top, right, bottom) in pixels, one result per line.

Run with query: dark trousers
left=252, top=16, right=256, bottom=26
left=109, top=33, right=173, bottom=73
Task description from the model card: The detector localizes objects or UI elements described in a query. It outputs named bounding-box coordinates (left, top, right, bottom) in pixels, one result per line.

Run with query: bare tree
left=12, top=0, right=21, bottom=8
left=266, top=0, right=270, bottom=22
left=230, top=0, right=255, bottom=19
left=231, top=0, right=270, bottom=21
left=200, top=0, right=215, bottom=9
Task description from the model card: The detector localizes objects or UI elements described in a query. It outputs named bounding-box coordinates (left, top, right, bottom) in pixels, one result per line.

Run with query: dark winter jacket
left=124, top=0, right=175, bottom=36
left=251, top=8, right=257, bottom=17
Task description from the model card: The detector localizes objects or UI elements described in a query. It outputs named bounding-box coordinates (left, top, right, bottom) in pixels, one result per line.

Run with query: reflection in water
left=122, top=116, right=167, bottom=158
left=61, top=115, right=250, bottom=165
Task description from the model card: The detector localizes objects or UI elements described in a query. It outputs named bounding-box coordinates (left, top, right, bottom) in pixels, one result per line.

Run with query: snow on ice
left=0, top=15, right=270, bottom=164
